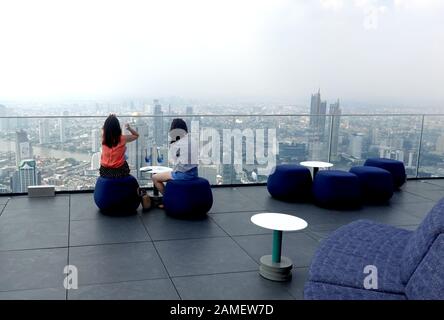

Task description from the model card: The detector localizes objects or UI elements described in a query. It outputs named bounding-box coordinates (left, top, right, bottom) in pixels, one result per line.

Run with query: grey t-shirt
left=168, top=134, right=198, bottom=173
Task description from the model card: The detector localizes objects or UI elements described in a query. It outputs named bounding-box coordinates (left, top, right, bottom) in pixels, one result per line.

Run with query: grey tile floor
left=0, top=180, right=442, bottom=300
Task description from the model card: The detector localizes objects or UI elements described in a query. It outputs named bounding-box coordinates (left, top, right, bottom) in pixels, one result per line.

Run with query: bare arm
left=124, top=123, right=139, bottom=143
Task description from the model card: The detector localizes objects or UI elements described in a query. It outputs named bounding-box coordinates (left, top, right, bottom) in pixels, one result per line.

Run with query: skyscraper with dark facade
left=59, top=111, right=69, bottom=143
left=329, top=99, right=342, bottom=160
left=309, top=90, right=327, bottom=160
left=11, top=159, right=41, bottom=193
left=153, top=99, right=164, bottom=146
left=15, top=130, right=32, bottom=167
left=309, top=89, right=327, bottom=139
left=38, top=119, right=50, bottom=144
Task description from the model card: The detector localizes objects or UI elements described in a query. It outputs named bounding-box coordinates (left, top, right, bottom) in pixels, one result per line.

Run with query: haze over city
left=0, top=0, right=443, bottom=109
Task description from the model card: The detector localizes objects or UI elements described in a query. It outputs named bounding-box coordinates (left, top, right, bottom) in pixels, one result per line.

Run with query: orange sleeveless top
left=101, top=136, right=126, bottom=168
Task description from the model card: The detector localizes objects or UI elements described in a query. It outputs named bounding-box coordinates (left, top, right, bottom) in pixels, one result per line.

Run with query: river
left=0, top=139, right=91, bottom=162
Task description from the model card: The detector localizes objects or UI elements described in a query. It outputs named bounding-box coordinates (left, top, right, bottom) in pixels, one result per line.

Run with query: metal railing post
left=415, top=115, right=425, bottom=178
left=327, top=115, right=334, bottom=163
left=231, top=116, right=235, bottom=185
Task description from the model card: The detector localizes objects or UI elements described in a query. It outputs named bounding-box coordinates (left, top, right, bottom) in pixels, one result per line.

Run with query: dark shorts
left=171, top=167, right=198, bottom=181
left=99, top=161, right=131, bottom=178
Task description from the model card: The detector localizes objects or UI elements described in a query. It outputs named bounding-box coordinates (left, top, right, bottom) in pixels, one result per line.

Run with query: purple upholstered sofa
left=304, top=198, right=444, bottom=300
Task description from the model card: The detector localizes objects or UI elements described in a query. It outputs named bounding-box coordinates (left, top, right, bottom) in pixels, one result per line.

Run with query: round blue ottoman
left=163, top=178, right=213, bottom=219
left=267, top=165, right=313, bottom=202
left=350, top=166, right=394, bottom=203
left=364, top=158, right=406, bottom=188
left=313, top=170, right=361, bottom=209
left=94, top=175, right=140, bottom=215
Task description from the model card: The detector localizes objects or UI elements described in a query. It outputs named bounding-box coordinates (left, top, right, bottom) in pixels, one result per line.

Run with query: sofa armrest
left=405, top=234, right=444, bottom=300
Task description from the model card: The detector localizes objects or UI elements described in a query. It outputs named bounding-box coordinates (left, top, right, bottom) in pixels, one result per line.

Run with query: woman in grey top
left=152, top=118, right=198, bottom=198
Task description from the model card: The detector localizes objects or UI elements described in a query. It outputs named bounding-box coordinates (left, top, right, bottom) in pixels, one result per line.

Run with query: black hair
left=102, top=114, right=122, bottom=148
left=169, top=118, right=188, bottom=143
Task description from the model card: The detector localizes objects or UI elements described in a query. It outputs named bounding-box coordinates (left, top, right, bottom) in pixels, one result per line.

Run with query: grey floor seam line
left=302, top=230, right=323, bottom=243
left=0, top=275, right=168, bottom=294
left=0, top=246, right=69, bottom=253
left=73, top=275, right=172, bottom=288
left=69, top=240, right=153, bottom=248
left=0, top=200, right=9, bottom=217
left=151, top=235, right=229, bottom=242
left=69, top=240, right=153, bottom=249
left=209, top=209, right=267, bottom=215
left=230, top=233, right=300, bottom=300
left=230, top=230, right=309, bottom=238
left=209, top=215, right=261, bottom=269
left=170, top=270, right=263, bottom=280
left=138, top=214, right=183, bottom=301
left=422, top=181, right=444, bottom=187
left=209, top=214, right=299, bottom=300
left=401, top=189, right=439, bottom=201
left=138, top=213, right=154, bottom=241
left=0, top=285, right=62, bottom=294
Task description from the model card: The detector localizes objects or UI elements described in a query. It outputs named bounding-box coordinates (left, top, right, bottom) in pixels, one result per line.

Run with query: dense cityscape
left=1, top=92, right=444, bottom=193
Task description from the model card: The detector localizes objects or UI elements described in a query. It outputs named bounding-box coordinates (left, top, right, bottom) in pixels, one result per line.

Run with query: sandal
left=140, top=190, right=152, bottom=211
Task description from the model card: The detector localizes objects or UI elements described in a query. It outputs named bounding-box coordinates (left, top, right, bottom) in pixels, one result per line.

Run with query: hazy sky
left=0, top=0, right=443, bottom=107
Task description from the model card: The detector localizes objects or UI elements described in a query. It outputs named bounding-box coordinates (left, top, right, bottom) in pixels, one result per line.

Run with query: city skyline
left=1, top=92, right=444, bottom=194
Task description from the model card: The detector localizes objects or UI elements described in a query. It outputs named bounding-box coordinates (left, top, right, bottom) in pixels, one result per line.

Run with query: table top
left=300, top=161, right=333, bottom=168
left=251, top=213, right=308, bottom=231
left=140, top=166, right=173, bottom=174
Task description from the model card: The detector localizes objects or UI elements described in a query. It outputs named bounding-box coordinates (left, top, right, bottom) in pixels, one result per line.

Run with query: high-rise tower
left=153, top=99, right=164, bottom=146
left=38, top=119, right=50, bottom=144
left=11, top=159, right=40, bottom=193
left=91, top=129, right=101, bottom=153
left=328, top=99, right=342, bottom=160
left=309, top=89, right=327, bottom=139
left=59, top=111, right=69, bottom=143
left=308, top=90, right=328, bottom=160
left=15, top=130, right=32, bottom=167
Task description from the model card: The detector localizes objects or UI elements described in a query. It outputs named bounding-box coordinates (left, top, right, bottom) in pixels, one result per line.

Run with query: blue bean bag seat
left=163, top=177, right=213, bottom=219
left=304, top=198, right=444, bottom=300
left=350, top=166, right=394, bottom=203
left=267, top=164, right=313, bottom=202
left=364, top=158, right=406, bottom=188
left=94, top=175, right=140, bottom=215
left=312, top=170, right=361, bottom=209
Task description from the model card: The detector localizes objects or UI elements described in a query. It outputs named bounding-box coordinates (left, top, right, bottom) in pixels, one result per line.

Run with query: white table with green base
left=251, top=213, right=308, bottom=282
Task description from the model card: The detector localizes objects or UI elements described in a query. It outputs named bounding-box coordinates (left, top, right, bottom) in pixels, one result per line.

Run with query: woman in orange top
left=99, top=114, right=139, bottom=178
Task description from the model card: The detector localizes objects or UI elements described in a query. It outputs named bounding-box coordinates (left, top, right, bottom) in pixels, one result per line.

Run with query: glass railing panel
left=217, top=115, right=279, bottom=185
left=199, top=115, right=237, bottom=185
left=1, top=116, right=106, bottom=192
left=0, top=114, right=443, bottom=194
left=122, top=114, right=237, bottom=187
left=275, top=114, right=331, bottom=165
left=329, top=115, right=423, bottom=177
left=417, top=115, right=444, bottom=178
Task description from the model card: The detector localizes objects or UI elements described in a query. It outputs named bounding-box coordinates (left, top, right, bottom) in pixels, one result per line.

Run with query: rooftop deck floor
left=0, top=180, right=443, bottom=300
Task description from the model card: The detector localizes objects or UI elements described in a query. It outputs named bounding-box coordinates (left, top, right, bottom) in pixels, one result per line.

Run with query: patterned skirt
left=99, top=161, right=131, bottom=178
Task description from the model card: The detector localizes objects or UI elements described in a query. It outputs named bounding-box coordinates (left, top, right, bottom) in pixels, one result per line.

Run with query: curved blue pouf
left=163, top=178, right=213, bottom=219
left=94, top=175, right=140, bottom=216
left=267, top=164, right=313, bottom=202
left=313, top=170, right=361, bottom=209
left=350, top=166, right=394, bottom=203
left=364, top=158, right=406, bottom=188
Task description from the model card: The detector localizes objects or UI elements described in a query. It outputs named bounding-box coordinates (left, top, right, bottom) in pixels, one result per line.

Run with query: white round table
left=300, top=161, right=333, bottom=177
left=140, top=166, right=173, bottom=198
left=251, top=213, right=308, bottom=281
